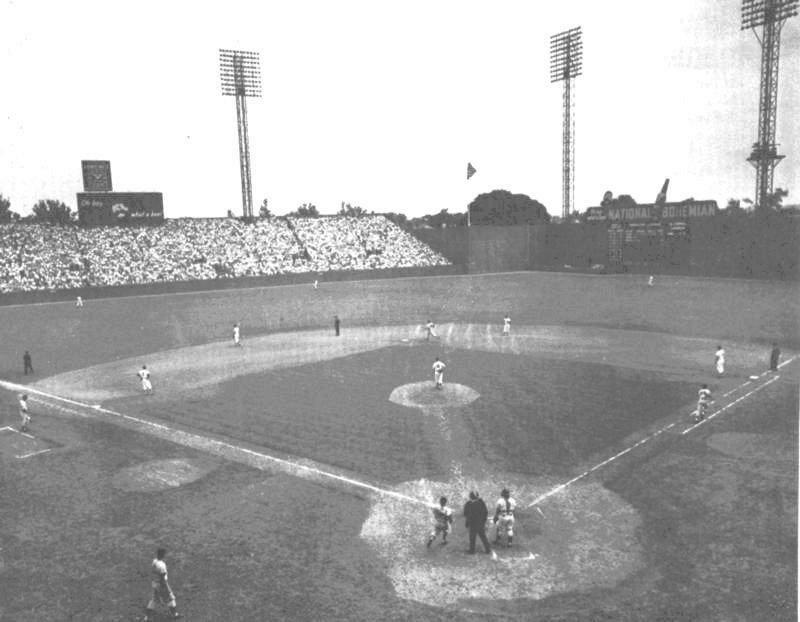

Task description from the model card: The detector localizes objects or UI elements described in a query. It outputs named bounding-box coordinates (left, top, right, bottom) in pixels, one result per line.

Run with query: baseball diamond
left=0, top=271, right=797, bottom=621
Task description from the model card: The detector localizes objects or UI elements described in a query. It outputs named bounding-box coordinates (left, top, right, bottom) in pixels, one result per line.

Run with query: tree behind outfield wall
left=30, top=199, right=75, bottom=225
left=0, top=193, right=20, bottom=223
left=468, top=189, right=549, bottom=225
left=288, top=203, right=319, bottom=218
left=338, top=202, right=369, bottom=217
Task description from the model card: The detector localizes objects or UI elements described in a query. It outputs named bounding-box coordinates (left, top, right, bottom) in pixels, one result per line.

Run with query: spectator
left=0, top=216, right=449, bottom=293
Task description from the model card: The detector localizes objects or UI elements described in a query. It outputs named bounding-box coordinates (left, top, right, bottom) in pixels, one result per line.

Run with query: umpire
left=463, top=491, right=492, bottom=554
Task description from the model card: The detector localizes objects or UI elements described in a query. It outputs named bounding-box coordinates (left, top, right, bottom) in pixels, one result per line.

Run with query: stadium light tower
left=550, top=26, right=583, bottom=220
left=219, top=49, right=262, bottom=219
left=741, top=0, right=798, bottom=208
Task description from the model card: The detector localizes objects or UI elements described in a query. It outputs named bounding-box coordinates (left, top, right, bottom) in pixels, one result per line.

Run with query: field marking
left=3, top=426, right=37, bottom=440
left=0, top=379, right=434, bottom=510
left=526, top=365, right=791, bottom=509
left=16, top=448, right=52, bottom=460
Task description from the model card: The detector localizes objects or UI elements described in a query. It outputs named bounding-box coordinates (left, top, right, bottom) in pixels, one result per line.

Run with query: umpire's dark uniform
left=463, top=491, right=492, bottom=554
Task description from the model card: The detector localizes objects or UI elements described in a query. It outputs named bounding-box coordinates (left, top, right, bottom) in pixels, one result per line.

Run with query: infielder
left=715, top=345, right=725, bottom=376
left=432, top=357, right=446, bottom=389
left=137, top=365, right=153, bottom=394
left=76, top=295, right=84, bottom=307
left=143, top=547, right=182, bottom=621
left=425, top=321, right=438, bottom=341
left=233, top=323, right=242, bottom=347
left=426, top=496, right=453, bottom=547
left=19, top=394, right=30, bottom=433
left=502, top=314, right=511, bottom=337
left=494, top=488, right=517, bottom=547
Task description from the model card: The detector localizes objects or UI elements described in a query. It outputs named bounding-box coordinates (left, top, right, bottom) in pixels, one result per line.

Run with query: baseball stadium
left=2, top=2, right=799, bottom=621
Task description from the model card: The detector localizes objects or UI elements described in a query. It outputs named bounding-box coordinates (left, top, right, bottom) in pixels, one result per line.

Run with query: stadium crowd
left=0, top=216, right=450, bottom=293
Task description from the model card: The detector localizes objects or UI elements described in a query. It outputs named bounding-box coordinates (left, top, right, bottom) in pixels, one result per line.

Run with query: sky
left=1, top=0, right=798, bottom=219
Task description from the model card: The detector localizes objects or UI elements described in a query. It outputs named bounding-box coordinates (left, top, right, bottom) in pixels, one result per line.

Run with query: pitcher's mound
left=389, top=382, right=480, bottom=410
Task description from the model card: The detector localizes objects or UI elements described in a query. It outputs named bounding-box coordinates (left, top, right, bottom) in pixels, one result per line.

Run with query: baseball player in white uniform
left=75, top=295, right=84, bottom=307
left=143, top=547, right=182, bottom=621
left=137, top=365, right=153, bottom=394
left=502, top=314, right=511, bottom=336
left=425, top=321, right=438, bottom=341
left=19, top=394, right=30, bottom=433
left=715, top=346, right=725, bottom=376
left=494, top=488, right=517, bottom=547
left=694, top=384, right=713, bottom=422
left=233, top=323, right=242, bottom=347
left=432, top=357, right=446, bottom=389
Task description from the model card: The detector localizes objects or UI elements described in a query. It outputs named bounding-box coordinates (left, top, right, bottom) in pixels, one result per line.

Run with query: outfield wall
left=414, top=216, right=800, bottom=279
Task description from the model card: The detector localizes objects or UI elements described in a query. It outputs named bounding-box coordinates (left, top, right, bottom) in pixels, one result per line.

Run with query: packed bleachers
left=0, top=216, right=450, bottom=293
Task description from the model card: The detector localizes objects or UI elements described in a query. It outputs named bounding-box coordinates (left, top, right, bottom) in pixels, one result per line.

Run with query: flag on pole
left=467, top=162, right=477, bottom=180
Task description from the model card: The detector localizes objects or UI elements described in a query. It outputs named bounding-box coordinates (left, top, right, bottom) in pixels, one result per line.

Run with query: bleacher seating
left=0, top=216, right=450, bottom=293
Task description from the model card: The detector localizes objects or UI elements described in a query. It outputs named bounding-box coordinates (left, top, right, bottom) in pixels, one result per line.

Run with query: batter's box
left=0, top=426, right=59, bottom=459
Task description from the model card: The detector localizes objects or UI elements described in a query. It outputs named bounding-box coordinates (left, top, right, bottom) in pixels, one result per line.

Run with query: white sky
left=1, top=0, right=798, bottom=218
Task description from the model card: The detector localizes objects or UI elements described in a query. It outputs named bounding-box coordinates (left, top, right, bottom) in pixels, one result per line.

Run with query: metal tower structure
left=550, top=27, right=583, bottom=220
left=741, top=0, right=798, bottom=208
left=219, top=49, right=262, bottom=218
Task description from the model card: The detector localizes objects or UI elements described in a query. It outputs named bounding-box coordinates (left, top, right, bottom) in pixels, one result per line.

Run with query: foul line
left=527, top=360, right=794, bottom=509
left=0, top=379, right=432, bottom=509
left=17, top=448, right=52, bottom=459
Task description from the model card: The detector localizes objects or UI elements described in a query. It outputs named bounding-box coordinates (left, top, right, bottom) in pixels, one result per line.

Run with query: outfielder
left=233, top=323, right=242, bottom=347
left=432, top=357, right=446, bottom=389
left=426, top=496, right=453, bottom=547
left=494, top=488, right=517, bottom=547
left=502, top=314, right=511, bottom=337
left=142, top=547, right=182, bottom=621
left=137, top=365, right=153, bottom=394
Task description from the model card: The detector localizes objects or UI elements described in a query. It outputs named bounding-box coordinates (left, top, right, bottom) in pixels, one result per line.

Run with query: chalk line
left=17, top=448, right=52, bottom=460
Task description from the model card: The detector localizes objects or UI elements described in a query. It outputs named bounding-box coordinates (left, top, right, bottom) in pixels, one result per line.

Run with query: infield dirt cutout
left=360, top=478, right=644, bottom=607
left=111, top=458, right=219, bottom=492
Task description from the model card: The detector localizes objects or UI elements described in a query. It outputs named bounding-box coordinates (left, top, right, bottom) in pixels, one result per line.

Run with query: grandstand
left=0, top=215, right=450, bottom=293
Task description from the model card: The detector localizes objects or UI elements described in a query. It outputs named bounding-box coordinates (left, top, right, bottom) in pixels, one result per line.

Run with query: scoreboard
left=81, top=160, right=113, bottom=192
left=76, top=192, right=164, bottom=226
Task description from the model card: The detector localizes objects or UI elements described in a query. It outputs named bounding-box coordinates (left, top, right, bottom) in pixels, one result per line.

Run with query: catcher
left=426, top=496, right=454, bottom=548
